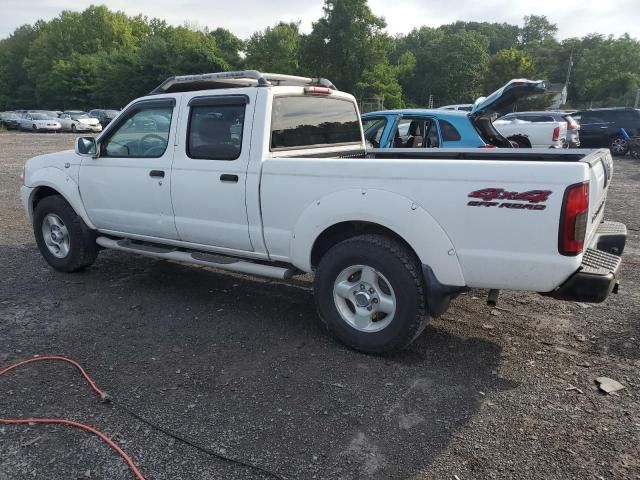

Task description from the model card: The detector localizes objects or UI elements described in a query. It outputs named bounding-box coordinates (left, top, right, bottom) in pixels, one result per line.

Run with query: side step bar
left=96, top=237, right=297, bottom=280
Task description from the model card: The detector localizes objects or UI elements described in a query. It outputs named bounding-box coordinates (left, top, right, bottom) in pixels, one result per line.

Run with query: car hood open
left=470, top=79, right=547, bottom=118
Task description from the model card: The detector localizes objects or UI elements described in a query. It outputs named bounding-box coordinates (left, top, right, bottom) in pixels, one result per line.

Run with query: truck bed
left=368, top=148, right=605, bottom=163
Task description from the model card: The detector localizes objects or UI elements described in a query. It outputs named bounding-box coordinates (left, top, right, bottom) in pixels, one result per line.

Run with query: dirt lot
left=0, top=131, right=639, bottom=480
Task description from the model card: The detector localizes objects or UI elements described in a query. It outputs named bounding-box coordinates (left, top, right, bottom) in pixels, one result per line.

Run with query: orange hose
left=1, top=356, right=145, bottom=480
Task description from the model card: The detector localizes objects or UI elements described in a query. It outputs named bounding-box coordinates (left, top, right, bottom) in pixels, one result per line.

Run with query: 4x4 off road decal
left=467, top=188, right=552, bottom=210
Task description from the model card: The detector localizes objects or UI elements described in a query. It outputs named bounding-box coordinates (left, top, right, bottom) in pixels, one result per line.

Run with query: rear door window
left=392, top=117, right=439, bottom=147
left=270, top=96, right=361, bottom=150
left=579, top=112, right=607, bottom=124
left=188, top=103, right=245, bottom=160
left=439, top=119, right=461, bottom=141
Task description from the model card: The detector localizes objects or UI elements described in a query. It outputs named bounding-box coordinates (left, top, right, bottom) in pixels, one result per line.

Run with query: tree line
left=0, top=1, right=638, bottom=111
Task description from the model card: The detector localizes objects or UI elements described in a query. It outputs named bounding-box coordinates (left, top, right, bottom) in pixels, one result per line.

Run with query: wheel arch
left=27, top=168, right=96, bottom=230
left=311, top=221, right=419, bottom=267
left=290, top=188, right=466, bottom=287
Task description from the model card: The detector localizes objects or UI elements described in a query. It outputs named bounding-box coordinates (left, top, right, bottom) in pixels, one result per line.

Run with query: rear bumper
left=546, top=221, right=626, bottom=303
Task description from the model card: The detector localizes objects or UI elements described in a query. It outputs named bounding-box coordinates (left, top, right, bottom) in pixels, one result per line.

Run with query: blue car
left=362, top=109, right=485, bottom=149
left=362, top=79, right=547, bottom=150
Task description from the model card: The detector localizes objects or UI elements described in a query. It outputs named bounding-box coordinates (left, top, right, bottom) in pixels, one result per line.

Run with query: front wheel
left=609, top=136, right=628, bottom=156
left=34, top=195, right=98, bottom=272
left=71, top=124, right=76, bottom=133
left=314, top=234, right=429, bottom=354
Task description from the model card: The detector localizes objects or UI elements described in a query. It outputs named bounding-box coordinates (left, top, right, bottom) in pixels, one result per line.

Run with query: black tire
left=71, top=123, right=76, bottom=133
left=33, top=195, right=98, bottom=272
left=508, top=135, right=532, bottom=148
left=609, top=136, right=628, bottom=156
left=314, top=234, right=429, bottom=354
left=32, top=124, right=37, bottom=132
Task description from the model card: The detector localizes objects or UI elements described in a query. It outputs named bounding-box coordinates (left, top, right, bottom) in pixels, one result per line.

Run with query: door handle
left=149, top=170, right=165, bottom=178
left=220, top=174, right=239, bottom=183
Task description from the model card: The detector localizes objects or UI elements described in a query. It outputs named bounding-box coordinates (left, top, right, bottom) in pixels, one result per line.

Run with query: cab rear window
left=270, top=96, right=361, bottom=150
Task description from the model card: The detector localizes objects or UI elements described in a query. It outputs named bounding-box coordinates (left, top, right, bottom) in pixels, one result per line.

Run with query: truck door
left=170, top=93, right=255, bottom=251
left=79, top=97, right=180, bottom=239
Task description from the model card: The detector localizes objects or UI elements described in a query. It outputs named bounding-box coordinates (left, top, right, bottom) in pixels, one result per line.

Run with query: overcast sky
left=0, top=0, right=638, bottom=40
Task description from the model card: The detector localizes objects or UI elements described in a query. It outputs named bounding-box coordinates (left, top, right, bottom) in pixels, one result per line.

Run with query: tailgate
left=583, top=149, right=613, bottom=246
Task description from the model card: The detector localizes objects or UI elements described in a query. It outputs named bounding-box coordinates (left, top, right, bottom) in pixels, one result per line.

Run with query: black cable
left=107, top=397, right=286, bottom=480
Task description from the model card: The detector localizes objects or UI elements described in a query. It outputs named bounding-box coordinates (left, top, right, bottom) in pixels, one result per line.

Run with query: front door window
left=102, top=106, right=173, bottom=158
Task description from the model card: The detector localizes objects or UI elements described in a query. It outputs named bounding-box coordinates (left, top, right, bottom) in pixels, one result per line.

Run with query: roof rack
left=150, top=70, right=337, bottom=95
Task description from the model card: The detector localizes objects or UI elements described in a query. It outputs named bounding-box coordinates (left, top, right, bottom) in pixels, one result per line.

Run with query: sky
left=0, top=0, right=638, bottom=40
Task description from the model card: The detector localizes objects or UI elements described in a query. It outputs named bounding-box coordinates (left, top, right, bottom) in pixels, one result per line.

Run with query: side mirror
left=75, top=136, right=98, bottom=157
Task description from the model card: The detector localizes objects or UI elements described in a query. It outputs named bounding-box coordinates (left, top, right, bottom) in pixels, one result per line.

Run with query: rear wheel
left=71, top=123, right=76, bottom=133
left=508, top=135, right=531, bottom=148
left=609, top=136, right=628, bottom=156
left=34, top=195, right=98, bottom=272
left=314, top=234, right=429, bottom=353
left=32, top=124, right=37, bottom=132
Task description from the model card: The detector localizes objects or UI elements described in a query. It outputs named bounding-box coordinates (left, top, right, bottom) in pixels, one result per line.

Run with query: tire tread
left=314, top=233, right=428, bottom=353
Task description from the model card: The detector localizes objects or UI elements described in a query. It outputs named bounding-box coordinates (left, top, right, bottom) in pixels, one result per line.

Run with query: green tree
left=245, top=22, right=301, bottom=73
left=0, top=24, right=40, bottom=109
left=301, top=0, right=390, bottom=93
left=485, top=47, right=538, bottom=92
left=520, top=15, right=558, bottom=45
left=395, top=28, right=489, bottom=106
left=355, top=60, right=404, bottom=108
left=210, top=28, right=244, bottom=69
left=439, top=21, right=519, bottom=54
left=571, top=34, right=640, bottom=107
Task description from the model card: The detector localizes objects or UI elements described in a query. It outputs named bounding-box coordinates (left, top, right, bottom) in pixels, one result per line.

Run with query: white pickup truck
left=21, top=70, right=627, bottom=353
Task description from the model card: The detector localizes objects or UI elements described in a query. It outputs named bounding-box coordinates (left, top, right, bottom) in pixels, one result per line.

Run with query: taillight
left=552, top=126, right=560, bottom=142
left=559, top=182, right=589, bottom=256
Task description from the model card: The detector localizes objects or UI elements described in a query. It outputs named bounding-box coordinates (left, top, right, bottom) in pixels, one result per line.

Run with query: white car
left=19, top=113, right=61, bottom=132
left=493, top=117, right=568, bottom=148
left=20, top=70, right=626, bottom=354
left=59, top=111, right=102, bottom=133
left=438, top=104, right=473, bottom=111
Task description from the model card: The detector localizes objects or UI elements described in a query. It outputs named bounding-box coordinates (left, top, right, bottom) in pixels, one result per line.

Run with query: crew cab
left=20, top=70, right=627, bottom=354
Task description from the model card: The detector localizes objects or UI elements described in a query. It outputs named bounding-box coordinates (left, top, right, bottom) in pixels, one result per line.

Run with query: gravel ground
left=0, top=131, right=638, bottom=480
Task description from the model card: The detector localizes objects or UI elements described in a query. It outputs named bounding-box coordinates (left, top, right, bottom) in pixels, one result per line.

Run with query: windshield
left=32, top=114, right=49, bottom=120
left=70, top=113, right=89, bottom=120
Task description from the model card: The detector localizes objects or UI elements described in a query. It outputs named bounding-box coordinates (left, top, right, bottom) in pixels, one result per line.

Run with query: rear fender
left=290, top=188, right=466, bottom=286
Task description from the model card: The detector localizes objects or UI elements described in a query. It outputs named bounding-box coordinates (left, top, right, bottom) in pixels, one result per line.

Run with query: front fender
left=26, top=167, right=96, bottom=230
left=290, top=188, right=466, bottom=286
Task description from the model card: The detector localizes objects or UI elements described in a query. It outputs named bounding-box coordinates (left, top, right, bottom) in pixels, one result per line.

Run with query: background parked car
left=438, top=104, right=473, bottom=111
left=19, top=112, right=61, bottom=132
left=364, top=79, right=549, bottom=150
left=89, top=109, right=119, bottom=128
left=571, top=108, right=640, bottom=155
left=362, top=109, right=485, bottom=149
left=59, top=111, right=102, bottom=133
left=0, top=111, right=21, bottom=129
left=499, top=111, right=580, bottom=147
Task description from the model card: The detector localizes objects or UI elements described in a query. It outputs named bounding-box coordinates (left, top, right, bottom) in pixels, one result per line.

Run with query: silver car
left=19, top=113, right=62, bottom=132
